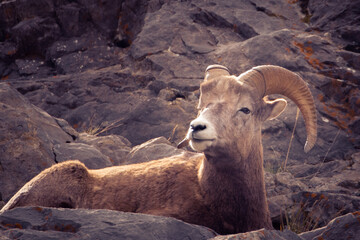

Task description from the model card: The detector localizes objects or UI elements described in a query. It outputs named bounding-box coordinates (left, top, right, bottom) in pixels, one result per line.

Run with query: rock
left=308, top=0, right=360, bottom=52
left=211, top=229, right=302, bottom=240
left=0, top=83, right=135, bottom=202
left=288, top=191, right=360, bottom=231
left=0, top=0, right=55, bottom=34
left=126, top=137, right=187, bottom=165
left=11, top=17, right=61, bottom=56
left=53, top=142, right=114, bottom=169
left=299, top=212, right=360, bottom=240
left=46, top=32, right=122, bottom=74
left=77, top=133, right=132, bottom=165
left=294, top=151, right=360, bottom=196
left=55, top=2, right=91, bottom=37
left=7, top=65, right=196, bottom=146
left=265, top=152, right=360, bottom=230
left=54, top=117, right=79, bottom=140
left=274, top=172, right=309, bottom=194
left=15, top=59, right=51, bottom=77
left=211, top=211, right=360, bottom=240
left=77, top=0, right=122, bottom=38
left=0, top=83, right=72, bottom=202
left=118, top=97, right=196, bottom=145
left=0, top=41, right=17, bottom=62
left=115, top=0, right=154, bottom=47
left=129, top=2, right=191, bottom=60
left=0, top=207, right=216, bottom=239
left=338, top=50, right=360, bottom=71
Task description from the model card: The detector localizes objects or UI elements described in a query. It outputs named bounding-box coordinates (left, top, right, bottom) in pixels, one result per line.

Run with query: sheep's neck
left=198, top=146, right=271, bottom=233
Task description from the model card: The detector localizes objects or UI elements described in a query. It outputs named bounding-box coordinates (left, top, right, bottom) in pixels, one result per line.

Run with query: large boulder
left=0, top=83, right=133, bottom=204
left=0, top=207, right=216, bottom=239
left=0, top=83, right=72, bottom=203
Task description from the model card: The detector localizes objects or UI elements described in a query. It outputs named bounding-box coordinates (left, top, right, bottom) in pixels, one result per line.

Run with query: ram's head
left=179, top=65, right=317, bottom=159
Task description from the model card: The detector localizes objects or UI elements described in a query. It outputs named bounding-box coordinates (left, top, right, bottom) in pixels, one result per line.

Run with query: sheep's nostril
left=191, top=124, right=206, bottom=132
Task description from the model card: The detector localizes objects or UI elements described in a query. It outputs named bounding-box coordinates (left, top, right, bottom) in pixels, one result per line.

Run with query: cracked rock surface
left=0, top=207, right=216, bottom=239
left=0, top=83, right=73, bottom=203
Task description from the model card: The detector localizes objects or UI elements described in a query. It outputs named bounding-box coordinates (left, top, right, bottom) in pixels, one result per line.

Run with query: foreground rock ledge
left=0, top=207, right=216, bottom=240
left=1, top=207, right=359, bottom=240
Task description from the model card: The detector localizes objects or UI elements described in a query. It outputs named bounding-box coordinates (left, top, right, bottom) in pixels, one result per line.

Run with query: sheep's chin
left=189, top=139, right=214, bottom=152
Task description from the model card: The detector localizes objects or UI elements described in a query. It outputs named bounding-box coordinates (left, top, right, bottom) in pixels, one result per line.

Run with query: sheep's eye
left=239, top=107, right=251, bottom=114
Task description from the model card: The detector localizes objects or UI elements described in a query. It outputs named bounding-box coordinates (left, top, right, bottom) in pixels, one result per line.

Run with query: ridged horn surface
left=205, top=64, right=230, bottom=81
left=240, top=65, right=317, bottom=152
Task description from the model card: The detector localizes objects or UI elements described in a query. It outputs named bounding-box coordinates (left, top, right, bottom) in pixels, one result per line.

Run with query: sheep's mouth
left=190, top=138, right=216, bottom=146
left=191, top=132, right=216, bottom=142
left=189, top=138, right=215, bottom=152
left=192, top=138, right=215, bottom=142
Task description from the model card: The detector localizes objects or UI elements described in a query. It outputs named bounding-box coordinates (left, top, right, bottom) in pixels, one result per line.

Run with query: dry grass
left=83, top=115, right=124, bottom=136
left=280, top=194, right=344, bottom=233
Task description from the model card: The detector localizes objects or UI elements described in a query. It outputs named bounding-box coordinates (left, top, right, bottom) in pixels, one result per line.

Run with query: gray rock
left=53, top=142, right=113, bottom=169
left=46, top=32, right=121, bottom=74
left=77, top=0, right=122, bottom=37
left=265, top=152, right=360, bottom=230
left=299, top=212, right=360, bottom=240
left=338, top=50, right=360, bottom=71
left=11, top=17, right=61, bottom=56
left=118, top=97, right=196, bottom=145
left=147, top=53, right=205, bottom=79
left=115, top=0, right=160, bottom=48
left=211, top=212, right=360, bottom=240
left=54, top=117, right=79, bottom=140
left=77, top=133, right=132, bottom=165
left=0, top=0, right=55, bottom=33
left=289, top=191, right=360, bottom=230
left=0, top=83, right=73, bottom=202
left=0, top=207, right=216, bottom=240
left=211, top=229, right=302, bottom=240
left=126, top=137, right=186, bottom=165
left=55, top=2, right=91, bottom=37
left=7, top=64, right=196, bottom=146
left=0, top=83, right=133, bottom=203
left=15, top=59, right=48, bottom=76
left=129, top=2, right=188, bottom=60
left=307, top=0, right=360, bottom=58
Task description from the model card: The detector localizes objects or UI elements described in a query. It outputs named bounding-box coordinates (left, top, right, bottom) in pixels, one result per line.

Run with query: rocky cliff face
left=0, top=0, right=359, bottom=239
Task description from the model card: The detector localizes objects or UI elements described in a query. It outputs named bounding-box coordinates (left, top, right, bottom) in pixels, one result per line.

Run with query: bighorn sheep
left=0, top=65, right=317, bottom=234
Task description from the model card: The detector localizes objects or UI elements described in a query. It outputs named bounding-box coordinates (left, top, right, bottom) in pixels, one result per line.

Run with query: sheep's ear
left=262, top=98, right=287, bottom=121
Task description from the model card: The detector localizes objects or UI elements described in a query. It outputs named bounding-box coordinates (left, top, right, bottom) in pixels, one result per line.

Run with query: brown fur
left=1, top=154, right=223, bottom=232
left=1, top=68, right=304, bottom=234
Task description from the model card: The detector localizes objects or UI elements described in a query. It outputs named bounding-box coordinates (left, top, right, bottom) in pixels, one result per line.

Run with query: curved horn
left=240, top=65, right=317, bottom=153
left=205, top=64, right=230, bottom=81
